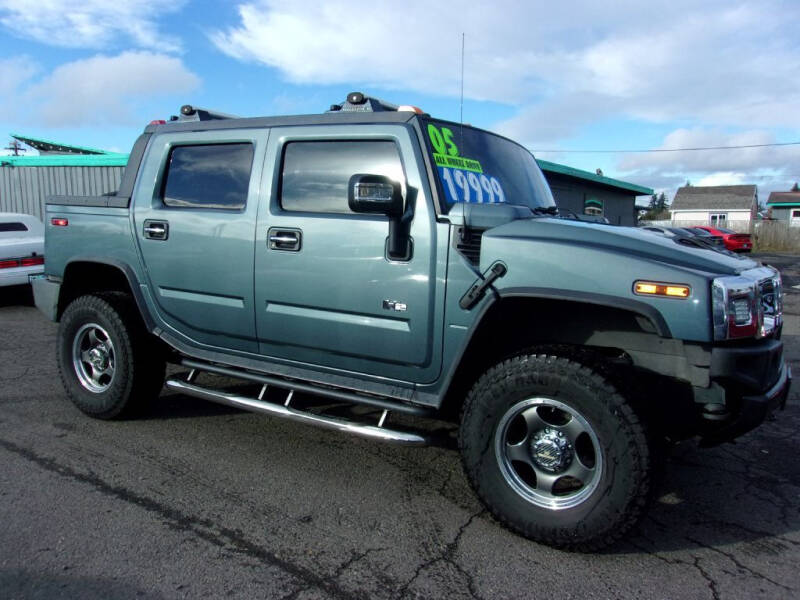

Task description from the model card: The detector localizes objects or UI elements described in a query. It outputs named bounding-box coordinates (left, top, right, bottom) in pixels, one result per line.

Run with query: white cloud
left=12, top=52, right=200, bottom=127
left=614, top=128, right=800, bottom=203
left=0, top=0, right=186, bottom=52
left=210, top=1, right=634, bottom=103
left=695, top=172, right=748, bottom=187
left=0, top=56, right=38, bottom=96
left=0, top=56, right=39, bottom=124
left=211, top=1, right=800, bottom=146
left=619, top=129, right=800, bottom=174
left=497, top=7, right=800, bottom=144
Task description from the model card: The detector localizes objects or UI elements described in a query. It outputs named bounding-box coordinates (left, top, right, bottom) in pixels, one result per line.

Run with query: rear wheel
left=57, top=293, right=165, bottom=419
left=459, top=353, right=651, bottom=551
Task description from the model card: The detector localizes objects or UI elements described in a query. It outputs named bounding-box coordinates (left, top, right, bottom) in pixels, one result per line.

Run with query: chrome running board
left=164, top=376, right=429, bottom=446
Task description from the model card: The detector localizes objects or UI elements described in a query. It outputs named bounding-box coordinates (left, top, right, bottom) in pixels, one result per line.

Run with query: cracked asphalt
left=1, top=252, right=799, bottom=599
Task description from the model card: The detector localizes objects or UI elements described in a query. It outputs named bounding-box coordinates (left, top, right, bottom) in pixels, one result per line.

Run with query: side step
left=164, top=373, right=429, bottom=446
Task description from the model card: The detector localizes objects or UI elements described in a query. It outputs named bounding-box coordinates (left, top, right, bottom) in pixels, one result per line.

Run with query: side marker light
left=634, top=281, right=690, bottom=298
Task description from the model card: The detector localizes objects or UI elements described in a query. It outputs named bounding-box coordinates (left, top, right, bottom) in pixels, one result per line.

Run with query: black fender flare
left=498, top=287, right=671, bottom=338
left=60, top=256, right=157, bottom=331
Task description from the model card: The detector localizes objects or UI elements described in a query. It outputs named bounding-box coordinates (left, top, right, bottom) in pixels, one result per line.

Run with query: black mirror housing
left=348, top=174, right=404, bottom=217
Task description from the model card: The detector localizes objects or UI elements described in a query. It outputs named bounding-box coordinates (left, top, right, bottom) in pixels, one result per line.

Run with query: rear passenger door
left=253, top=125, right=444, bottom=383
left=133, top=129, right=268, bottom=352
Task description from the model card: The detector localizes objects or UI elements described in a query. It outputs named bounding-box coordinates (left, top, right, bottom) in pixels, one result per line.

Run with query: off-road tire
left=57, top=293, right=165, bottom=419
left=459, top=353, right=651, bottom=551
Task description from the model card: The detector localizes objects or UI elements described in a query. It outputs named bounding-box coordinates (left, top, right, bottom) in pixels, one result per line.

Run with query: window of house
left=710, top=213, right=728, bottom=226
left=162, top=143, right=254, bottom=210
left=584, top=197, right=603, bottom=216
left=280, top=140, right=403, bottom=213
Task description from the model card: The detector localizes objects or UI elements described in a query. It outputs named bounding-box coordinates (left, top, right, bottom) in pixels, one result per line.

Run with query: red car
left=690, top=226, right=752, bottom=252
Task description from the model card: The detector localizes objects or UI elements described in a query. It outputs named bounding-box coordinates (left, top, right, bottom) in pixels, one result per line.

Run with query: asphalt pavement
left=1, top=255, right=799, bottom=599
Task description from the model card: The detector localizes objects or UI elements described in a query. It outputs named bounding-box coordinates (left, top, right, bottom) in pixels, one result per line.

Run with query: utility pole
left=4, top=140, right=27, bottom=156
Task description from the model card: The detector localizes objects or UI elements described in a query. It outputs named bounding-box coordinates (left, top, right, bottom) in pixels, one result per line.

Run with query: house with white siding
left=670, top=185, right=757, bottom=227
left=766, top=190, right=800, bottom=227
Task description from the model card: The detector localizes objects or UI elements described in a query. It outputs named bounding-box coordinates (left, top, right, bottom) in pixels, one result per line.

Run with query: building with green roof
left=1, top=134, right=652, bottom=224
left=1, top=135, right=128, bottom=219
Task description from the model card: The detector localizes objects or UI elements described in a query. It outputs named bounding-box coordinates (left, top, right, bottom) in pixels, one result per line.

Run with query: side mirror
left=348, top=174, right=404, bottom=217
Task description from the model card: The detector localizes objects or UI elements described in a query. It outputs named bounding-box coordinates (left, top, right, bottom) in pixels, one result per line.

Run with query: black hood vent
left=456, top=227, right=483, bottom=266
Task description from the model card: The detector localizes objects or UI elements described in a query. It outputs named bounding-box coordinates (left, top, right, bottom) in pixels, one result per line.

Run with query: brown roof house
left=766, top=189, right=800, bottom=226
left=670, top=184, right=757, bottom=228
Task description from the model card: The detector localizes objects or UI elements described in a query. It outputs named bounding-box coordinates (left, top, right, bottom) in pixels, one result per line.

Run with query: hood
left=483, top=218, right=756, bottom=276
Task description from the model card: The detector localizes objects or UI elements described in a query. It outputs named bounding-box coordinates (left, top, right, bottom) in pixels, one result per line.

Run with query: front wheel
left=459, top=353, right=651, bottom=551
left=57, top=293, right=165, bottom=419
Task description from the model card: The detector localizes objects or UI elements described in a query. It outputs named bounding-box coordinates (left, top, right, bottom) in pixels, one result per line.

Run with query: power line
left=532, top=141, right=800, bottom=154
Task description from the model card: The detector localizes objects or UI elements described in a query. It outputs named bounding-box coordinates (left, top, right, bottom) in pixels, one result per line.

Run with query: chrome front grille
left=759, top=276, right=783, bottom=337
left=759, top=278, right=781, bottom=316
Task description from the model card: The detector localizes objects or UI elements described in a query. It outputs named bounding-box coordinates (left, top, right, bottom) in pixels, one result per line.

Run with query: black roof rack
left=327, top=91, right=399, bottom=113
left=177, top=105, right=240, bottom=122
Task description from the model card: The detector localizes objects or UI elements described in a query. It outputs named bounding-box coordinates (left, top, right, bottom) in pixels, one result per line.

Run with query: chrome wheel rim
left=72, top=323, right=116, bottom=393
left=495, top=397, right=603, bottom=510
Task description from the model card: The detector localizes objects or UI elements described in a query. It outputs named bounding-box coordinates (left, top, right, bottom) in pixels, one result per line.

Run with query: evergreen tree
left=792, top=182, right=799, bottom=192
left=656, top=192, right=667, bottom=212
left=641, top=192, right=670, bottom=221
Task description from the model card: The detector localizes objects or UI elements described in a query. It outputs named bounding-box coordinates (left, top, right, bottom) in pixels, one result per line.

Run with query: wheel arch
left=438, top=292, right=671, bottom=417
left=57, top=257, right=156, bottom=331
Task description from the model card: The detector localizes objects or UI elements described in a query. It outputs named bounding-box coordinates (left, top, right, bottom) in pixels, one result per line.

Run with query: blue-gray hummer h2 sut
left=33, top=93, right=791, bottom=551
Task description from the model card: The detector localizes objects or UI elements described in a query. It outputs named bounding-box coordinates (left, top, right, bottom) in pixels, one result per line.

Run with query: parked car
left=641, top=225, right=682, bottom=237
left=690, top=226, right=752, bottom=252
left=641, top=226, right=726, bottom=250
left=679, top=226, right=725, bottom=248
left=0, top=213, right=44, bottom=287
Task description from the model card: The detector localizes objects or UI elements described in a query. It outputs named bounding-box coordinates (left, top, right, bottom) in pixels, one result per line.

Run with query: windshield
left=420, top=118, right=555, bottom=214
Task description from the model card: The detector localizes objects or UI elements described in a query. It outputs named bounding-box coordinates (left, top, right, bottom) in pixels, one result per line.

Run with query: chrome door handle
left=143, top=220, right=169, bottom=240
left=268, top=228, right=301, bottom=251
left=269, top=234, right=297, bottom=245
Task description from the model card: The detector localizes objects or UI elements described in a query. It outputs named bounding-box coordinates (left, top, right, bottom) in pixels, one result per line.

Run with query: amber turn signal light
left=633, top=281, right=690, bottom=298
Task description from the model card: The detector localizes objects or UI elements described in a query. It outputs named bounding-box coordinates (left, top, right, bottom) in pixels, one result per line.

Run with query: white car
left=0, top=213, right=45, bottom=287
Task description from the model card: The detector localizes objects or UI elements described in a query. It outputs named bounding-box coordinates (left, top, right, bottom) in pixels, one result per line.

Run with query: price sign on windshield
left=428, top=124, right=506, bottom=204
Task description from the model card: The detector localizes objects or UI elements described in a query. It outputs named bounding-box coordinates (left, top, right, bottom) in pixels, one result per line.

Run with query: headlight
left=712, top=268, right=782, bottom=341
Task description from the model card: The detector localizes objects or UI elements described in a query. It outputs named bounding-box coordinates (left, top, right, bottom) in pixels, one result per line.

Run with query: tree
left=642, top=191, right=669, bottom=221
left=647, top=192, right=667, bottom=213
left=792, top=182, right=799, bottom=192
left=656, top=192, right=667, bottom=212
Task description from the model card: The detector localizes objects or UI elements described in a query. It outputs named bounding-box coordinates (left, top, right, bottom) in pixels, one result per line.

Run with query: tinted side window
left=280, top=141, right=403, bottom=213
left=0, top=222, right=28, bottom=232
left=162, top=143, right=254, bottom=210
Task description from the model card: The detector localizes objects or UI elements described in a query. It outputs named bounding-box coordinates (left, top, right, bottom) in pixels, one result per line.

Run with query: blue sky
left=1, top=0, right=799, bottom=202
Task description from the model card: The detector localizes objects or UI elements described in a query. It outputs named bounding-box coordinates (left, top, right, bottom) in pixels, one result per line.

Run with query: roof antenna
left=460, top=32, right=465, bottom=147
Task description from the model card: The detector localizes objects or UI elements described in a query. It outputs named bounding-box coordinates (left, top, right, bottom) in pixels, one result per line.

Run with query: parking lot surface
left=1, top=254, right=799, bottom=599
